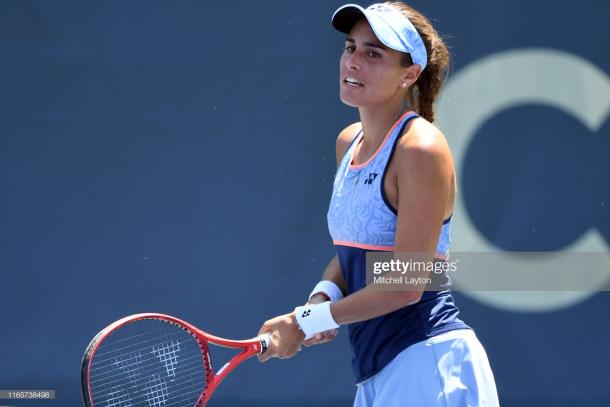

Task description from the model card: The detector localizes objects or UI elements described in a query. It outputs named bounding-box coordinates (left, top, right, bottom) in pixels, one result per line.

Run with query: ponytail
left=387, top=2, right=450, bottom=123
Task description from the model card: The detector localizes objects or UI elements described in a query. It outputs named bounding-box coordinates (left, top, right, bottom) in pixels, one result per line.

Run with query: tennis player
left=258, top=2, right=499, bottom=405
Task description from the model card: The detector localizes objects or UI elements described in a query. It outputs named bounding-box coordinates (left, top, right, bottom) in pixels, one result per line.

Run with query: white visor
left=332, top=3, right=427, bottom=70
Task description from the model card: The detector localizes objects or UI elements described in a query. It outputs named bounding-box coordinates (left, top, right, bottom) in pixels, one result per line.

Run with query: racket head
left=81, top=314, right=212, bottom=407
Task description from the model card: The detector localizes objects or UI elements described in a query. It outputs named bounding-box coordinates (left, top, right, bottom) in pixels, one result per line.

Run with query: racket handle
left=258, top=333, right=272, bottom=354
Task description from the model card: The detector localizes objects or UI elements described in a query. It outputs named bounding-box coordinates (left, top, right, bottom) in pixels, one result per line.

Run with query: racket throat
left=215, top=362, right=230, bottom=377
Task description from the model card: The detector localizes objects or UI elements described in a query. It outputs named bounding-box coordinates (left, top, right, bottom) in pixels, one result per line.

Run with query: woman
left=258, top=2, right=499, bottom=406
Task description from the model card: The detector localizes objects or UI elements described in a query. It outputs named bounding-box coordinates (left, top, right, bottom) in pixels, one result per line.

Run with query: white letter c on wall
left=437, top=48, right=610, bottom=312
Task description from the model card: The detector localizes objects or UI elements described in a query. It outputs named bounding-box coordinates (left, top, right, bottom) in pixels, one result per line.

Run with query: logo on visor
left=368, top=4, right=392, bottom=12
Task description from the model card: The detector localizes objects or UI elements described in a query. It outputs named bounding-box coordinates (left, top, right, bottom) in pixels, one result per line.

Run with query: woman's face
left=339, top=19, right=414, bottom=108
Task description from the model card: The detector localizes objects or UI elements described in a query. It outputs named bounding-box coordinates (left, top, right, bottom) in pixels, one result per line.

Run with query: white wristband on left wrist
left=309, top=280, right=344, bottom=303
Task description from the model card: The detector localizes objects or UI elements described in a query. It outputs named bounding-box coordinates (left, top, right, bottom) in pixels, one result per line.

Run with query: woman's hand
left=302, top=293, right=339, bottom=348
left=257, top=313, right=305, bottom=362
left=303, top=329, right=338, bottom=347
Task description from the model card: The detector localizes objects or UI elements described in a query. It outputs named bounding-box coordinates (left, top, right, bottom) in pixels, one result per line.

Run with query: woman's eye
left=345, top=46, right=355, bottom=53
left=368, top=51, right=380, bottom=58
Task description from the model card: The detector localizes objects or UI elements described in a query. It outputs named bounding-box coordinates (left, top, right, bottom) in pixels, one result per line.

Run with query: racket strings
left=90, top=326, right=200, bottom=358
left=88, top=319, right=208, bottom=407
left=90, top=354, right=207, bottom=390
left=91, top=336, right=203, bottom=376
left=91, top=337, right=205, bottom=381
left=96, top=376, right=205, bottom=407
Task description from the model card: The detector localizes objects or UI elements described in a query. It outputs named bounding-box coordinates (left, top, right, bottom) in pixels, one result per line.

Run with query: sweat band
left=294, top=301, right=340, bottom=338
left=309, top=280, right=344, bottom=303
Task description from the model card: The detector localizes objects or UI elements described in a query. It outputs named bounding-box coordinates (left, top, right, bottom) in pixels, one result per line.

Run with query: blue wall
left=1, top=1, right=609, bottom=406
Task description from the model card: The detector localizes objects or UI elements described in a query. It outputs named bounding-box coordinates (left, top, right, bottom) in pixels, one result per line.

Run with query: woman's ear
left=402, top=64, right=423, bottom=88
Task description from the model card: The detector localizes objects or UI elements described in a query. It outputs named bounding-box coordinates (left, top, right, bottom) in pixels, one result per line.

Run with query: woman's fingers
left=303, top=329, right=338, bottom=347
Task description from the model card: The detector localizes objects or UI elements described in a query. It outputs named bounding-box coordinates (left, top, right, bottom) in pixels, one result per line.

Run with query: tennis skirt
left=353, top=329, right=499, bottom=407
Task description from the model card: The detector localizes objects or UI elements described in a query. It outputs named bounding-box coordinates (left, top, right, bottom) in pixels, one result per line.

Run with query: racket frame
left=81, top=313, right=269, bottom=407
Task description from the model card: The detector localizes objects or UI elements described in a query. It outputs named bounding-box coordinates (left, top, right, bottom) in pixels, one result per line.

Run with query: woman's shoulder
left=336, top=122, right=362, bottom=165
left=393, top=116, right=453, bottom=174
left=397, top=116, right=450, bottom=158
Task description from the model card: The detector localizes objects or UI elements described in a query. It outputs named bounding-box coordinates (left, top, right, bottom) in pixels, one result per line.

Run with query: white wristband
left=309, top=280, right=344, bottom=303
left=294, top=302, right=339, bottom=338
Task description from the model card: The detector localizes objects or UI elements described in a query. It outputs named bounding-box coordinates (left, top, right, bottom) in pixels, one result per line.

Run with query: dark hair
left=386, top=2, right=450, bottom=123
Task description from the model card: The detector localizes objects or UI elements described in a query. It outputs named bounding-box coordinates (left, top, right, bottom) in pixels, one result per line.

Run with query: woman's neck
left=358, top=102, right=409, bottom=154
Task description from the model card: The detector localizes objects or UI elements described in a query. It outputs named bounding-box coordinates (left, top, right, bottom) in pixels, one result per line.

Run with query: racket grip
left=258, top=333, right=272, bottom=354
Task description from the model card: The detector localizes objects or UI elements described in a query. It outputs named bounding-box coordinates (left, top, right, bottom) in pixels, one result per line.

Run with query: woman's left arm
left=331, top=124, right=454, bottom=324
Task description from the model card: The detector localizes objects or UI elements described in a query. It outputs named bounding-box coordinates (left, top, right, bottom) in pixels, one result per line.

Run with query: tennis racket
left=81, top=313, right=271, bottom=407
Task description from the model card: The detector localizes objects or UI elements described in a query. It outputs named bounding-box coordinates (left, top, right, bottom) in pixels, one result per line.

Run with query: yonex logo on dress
left=364, top=173, right=378, bottom=184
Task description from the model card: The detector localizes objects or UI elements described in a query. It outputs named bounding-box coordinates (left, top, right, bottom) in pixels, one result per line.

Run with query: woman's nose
left=344, top=52, right=361, bottom=71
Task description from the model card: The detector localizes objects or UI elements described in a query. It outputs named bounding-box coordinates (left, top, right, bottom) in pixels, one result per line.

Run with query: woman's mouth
left=344, top=77, right=363, bottom=87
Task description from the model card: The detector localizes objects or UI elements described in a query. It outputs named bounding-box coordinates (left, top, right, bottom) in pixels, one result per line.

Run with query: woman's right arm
left=311, top=122, right=360, bottom=301
left=310, top=255, right=347, bottom=302
left=303, top=123, right=360, bottom=345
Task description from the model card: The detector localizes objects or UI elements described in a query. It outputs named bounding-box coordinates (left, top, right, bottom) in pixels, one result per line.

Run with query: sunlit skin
left=339, top=20, right=417, bottom=106
left=257, top=18, right=455, bottom=362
